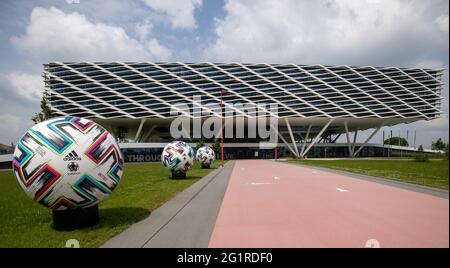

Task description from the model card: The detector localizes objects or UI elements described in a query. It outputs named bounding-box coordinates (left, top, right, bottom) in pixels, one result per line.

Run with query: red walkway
left=209, top=160, right=449, bottom=248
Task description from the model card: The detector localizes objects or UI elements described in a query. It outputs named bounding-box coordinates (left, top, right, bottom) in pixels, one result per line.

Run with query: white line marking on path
left=365, top=239, right=380, bottom=248
left=336, top=187, right=349, bottom=192
left=251, top=182, right=273, bottom=185
left=274, top=176, right=280, bottom=180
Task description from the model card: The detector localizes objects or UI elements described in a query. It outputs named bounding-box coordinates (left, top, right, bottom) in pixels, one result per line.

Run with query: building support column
left=301, top=119, right=334, bottom=158
left=300, top=124, right=312, bottom=156
left=140, top=125, right=156, bottom=142
left=134, top=118, right=147, bottom=142
left=352, top=123, right=384, bottom=157
left=284, top=118, right=300, bottom=157
left=295, top=132, right=304, bottom=152
left=351, top=129, right=358, bottom=155
left=270, top=124, right=298, bottom=157
left=344, top=122, right=358, bottom=157
left=344, top=121, right=352, bottom=156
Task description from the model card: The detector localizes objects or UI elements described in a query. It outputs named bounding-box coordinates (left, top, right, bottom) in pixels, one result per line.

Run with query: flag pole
left=220, top=88, right=224, bottom=168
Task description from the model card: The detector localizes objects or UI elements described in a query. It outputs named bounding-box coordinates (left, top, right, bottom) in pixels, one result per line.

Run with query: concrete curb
left=101, top=161, right=235, bottom=248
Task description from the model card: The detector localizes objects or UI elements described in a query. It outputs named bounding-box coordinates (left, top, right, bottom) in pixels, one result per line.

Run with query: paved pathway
left=103, top=159, right=448, bottom=248
left=209, top=160, right=449, bottom=248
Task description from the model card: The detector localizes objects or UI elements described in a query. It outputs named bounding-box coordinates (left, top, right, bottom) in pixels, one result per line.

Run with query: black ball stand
left=201, top=163, right=210, bottom=169
left=172, top=171, right=186, bottom=180
left=52, top=205, right=99, bottom=231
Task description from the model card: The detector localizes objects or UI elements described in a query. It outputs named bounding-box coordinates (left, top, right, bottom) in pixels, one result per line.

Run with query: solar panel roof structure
left=44, top=62, right=443, bottom=120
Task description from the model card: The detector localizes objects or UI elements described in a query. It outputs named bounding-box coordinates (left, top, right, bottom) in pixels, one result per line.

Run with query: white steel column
left=270, top=124, right=298, bottom=157
left=351, top=129, right=358, bottom=155
left=344, top=121, right=353, bottom=156
left=285, top=118, right=299, bottom=157
left=301, top=119, right=334, bottom=158
left=300, top=124, right=312, bottom=156
left=134, top=118, right=147, bottom=142
left=353, top=123, right=384, bottom=157
left=344, top=121, right=359, bottom=157
left=140, top=125, right=156, bottom=142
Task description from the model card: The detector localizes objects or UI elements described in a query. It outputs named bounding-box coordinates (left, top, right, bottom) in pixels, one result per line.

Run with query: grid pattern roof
left=44, top=62, right=444, bottom=120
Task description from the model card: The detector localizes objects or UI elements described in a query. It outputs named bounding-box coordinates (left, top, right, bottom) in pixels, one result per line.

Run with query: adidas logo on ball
left=63, top=151, right=82, bottom=161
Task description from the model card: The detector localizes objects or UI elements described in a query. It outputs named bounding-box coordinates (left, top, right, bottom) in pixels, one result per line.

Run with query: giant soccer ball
left=12, top=117, right=123, bottom=210
left=196, top=146, right=215, bottom=166
left=161, top=141, right=194, bottom=173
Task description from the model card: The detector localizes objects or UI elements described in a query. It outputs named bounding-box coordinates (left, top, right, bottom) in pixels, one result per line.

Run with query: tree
left=196, top=140, right=205, bottom=149
left=384, top=136, right=408, bottom=147
left=212, top=138, right=221, bottom=154
left=431, top=138, right=446, bottom=151
left=32, top=95, right=53, bottom=124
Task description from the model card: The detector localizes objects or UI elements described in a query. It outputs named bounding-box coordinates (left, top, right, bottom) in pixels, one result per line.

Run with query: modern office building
left=42, top=62, right=444, bottom=161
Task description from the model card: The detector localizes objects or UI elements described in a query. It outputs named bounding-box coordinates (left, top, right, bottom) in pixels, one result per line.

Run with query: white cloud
left=10, top=6, right=171, bottom=61
left=414, top=59, right=445, bottom=69
left=147, top=39, right=171, bottom=60
left=143, top=0, right=202, bottom=30
left=435, top=14, right=449, bottom=33
left=134, top=18, right=172, bottom=60
left=135, top=18, right=153, bottom=42
left=0, top=74, right=40, bottom=144
left=4, top=72, right=43, bottom=103
left=208, top=0, right=448, bottom=66
left=0, top=114, right=22, bottom=141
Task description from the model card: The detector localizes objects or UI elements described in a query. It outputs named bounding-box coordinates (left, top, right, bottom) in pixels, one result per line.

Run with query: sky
left=0, top=0, right=448, bottom=148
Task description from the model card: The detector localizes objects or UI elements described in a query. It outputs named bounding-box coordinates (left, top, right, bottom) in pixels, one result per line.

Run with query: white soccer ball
left=196, top=146, right=215, bottom=165
left=161, top=141, right=194, bottom=173
left=12, top=117, right=123, bottom=210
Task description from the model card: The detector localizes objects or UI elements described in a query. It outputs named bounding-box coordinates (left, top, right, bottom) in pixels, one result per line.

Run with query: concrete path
left=209, top=160, right=449, bottom=248
left=103, top=159, right=448, bottom=248
left=101, top=161, right=235, bottom=248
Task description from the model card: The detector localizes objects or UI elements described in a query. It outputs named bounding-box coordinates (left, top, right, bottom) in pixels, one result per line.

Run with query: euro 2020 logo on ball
left=12, top=117, right=124, bottom=210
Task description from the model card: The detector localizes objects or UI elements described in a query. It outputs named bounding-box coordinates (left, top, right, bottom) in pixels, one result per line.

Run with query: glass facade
left=121, top=145, right=419, bottom=163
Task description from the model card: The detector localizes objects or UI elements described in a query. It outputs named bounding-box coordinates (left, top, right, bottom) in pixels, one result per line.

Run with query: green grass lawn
left=287, top=159, right=449, bottom=190
left=0, top=161, right=220, bottom=248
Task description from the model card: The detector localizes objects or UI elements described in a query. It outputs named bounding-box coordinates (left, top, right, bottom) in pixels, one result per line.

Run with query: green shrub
left=414, top=145, right=429, bottom=162
left=212, top=138, right=221, bottom=154
left=445, top=143, right=449, bottom=160
left=196, top=140, right=205, bottom=149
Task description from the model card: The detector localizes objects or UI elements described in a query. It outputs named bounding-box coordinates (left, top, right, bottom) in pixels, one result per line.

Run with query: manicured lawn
left=0, top=161, right=220, bottom=248
left=287, top=159, right=449, bottom=190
